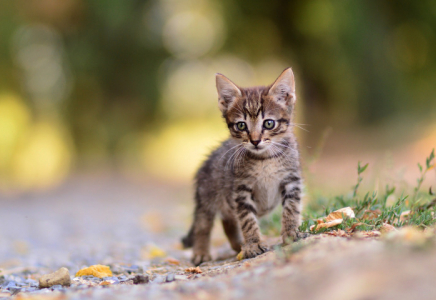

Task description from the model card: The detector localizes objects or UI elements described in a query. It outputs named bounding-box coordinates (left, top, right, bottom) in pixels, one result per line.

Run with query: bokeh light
left=0, top=0, right=434, bottom=193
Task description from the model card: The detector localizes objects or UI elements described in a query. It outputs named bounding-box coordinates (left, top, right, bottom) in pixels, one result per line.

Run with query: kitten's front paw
left=240, top=242, right=269, bottom=259
left=192, top=253, right=212, bottom=266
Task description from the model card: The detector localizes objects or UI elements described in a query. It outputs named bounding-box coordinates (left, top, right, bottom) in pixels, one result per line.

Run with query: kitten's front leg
left=281, top=176, right=302, bottom=244
left=233, top=184, right=268, bottom=258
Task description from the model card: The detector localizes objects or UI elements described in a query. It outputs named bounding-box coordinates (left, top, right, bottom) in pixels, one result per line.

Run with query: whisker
left=233, top=147, right=246, bottom=171
left=225, top=146, right=245, bottom=171
left=293, top=122, right=311, bottom=126
left=218, top=143, right=242, bottom=163
left=291, top=124, right=309, bottom=132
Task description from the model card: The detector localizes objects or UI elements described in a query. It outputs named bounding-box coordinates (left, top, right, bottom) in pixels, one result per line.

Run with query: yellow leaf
left=75, top=265, right=112, bottom=278
left=236, top=251, right=244, bottom=261
left=141, top=244, right=166, bottom=259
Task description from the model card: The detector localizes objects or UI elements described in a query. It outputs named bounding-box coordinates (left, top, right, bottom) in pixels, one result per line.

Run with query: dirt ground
left=1, top=175, right=435, bottom=300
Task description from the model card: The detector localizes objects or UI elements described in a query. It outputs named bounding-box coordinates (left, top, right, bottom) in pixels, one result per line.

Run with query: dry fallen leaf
left=361, top=231, right=381, bottom=238
left=325, top=229, right=350, bottom=238
left=185, top=267, right=202, bottom=274
left=236, top=251, right=244, bottom=261
left=399, top=210, right=411, bottom=221
left=324, top=207, right=355, bottom=222
left=347, top=222, right=364, bottom=232
left=310, top=207, right=355, bottom=231
left=75, top=265, right=112, bottom=278
left=165, top=257, right=180, bottom=265
left=100, top=281, right=111, bottom=286
left=361, top=209, right=381, bottom=221
left=380, top=223, right=397, bottom=234
left=311, top=219, right=343, bottom=231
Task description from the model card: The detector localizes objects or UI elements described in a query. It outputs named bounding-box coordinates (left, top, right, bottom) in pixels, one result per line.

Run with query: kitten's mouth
left=248, top=145, right=266, bottom=152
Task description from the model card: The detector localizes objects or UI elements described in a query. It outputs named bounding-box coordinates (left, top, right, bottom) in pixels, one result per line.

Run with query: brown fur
left=182, top=68, right=304, bottom=265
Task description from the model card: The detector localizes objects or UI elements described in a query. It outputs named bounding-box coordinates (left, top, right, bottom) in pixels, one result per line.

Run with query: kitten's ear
left=268, top=68, right=296, bottom=106
left=216, top=73, right=242, bottom=113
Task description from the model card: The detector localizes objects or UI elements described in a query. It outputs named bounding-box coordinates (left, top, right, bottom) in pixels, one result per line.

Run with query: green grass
left=260, top=149, right=436, bottom=236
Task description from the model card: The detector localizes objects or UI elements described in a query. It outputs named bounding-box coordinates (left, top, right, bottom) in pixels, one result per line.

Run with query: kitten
left=182, top=68, right=303, bottom=266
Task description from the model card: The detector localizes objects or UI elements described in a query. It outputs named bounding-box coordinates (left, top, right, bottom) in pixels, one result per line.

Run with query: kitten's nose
left=251, top=140, right=261, bottom=146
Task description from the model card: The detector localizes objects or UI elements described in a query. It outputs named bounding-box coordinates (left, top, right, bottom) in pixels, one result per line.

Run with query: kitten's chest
left=250, top=160, right=288, bottom=216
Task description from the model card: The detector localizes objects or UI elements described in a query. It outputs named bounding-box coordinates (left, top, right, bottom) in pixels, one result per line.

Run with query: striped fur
left=182, top=68, right=303, bottom=266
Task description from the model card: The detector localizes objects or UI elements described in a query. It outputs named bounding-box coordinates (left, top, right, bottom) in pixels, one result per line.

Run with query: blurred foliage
left=0, top=0, right=436, bottom=190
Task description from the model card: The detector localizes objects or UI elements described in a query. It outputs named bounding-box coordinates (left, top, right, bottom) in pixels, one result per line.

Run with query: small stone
left=166, top=273, right=175, bottom=282
left=124, top=265, right=141, bottom=274
left=103, top=276, right=119, bottom=284
left=151, top=276, right=165, bottom=284
left=133, top=275, right=149, bottom=285
left=39, top=267, right=71, bottom=288
left=50, top=285, right=63, bottom=290
left=8, top=287, right=21, bottom=295
left=118, top=275, right=128, bottom=282
left=174, top=275, right=188, bottom=281
left=25, top=279, right=38, bottom=286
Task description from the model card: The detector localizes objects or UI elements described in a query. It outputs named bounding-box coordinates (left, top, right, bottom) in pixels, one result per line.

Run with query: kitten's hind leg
left=221, top=214, right=243, bottom=252
left=181, top=225, right=194, bottom=248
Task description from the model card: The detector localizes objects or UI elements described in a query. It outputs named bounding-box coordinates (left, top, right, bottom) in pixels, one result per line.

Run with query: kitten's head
left=216, top=68, right=296, bottom=156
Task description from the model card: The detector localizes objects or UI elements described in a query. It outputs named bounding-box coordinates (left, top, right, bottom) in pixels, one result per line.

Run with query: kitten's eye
left=263, top=120, right=275, bottom=129
left=236, top=122, right=247, bottom=131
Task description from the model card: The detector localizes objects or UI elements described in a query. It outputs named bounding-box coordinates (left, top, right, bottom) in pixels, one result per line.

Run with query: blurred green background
left=0, top=0, right=435, bottom=193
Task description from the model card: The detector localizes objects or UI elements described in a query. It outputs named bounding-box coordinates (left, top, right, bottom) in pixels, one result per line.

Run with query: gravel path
left=1, top=175, right=436, bottom=299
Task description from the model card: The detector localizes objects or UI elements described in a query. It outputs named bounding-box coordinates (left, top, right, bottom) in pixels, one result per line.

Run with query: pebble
left=103, top=276, right=120, bottom=284
left=39, top=267, right=71, bottom=288
left=8, top=287, right=21, bottom=295
left=50, top=284, right=65, bottom=291
left=124, top=265, right=141, bottom=274
left=166, top=273, right=175, bottom=282
left=132, top=275, right=149, bottom=285
left=151, top=276, right=165, bottom=284
left=25, top=279, right=39, bottom=287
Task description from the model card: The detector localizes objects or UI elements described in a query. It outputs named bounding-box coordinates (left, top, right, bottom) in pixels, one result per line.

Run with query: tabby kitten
left=182, top=68, right=303, bottom=266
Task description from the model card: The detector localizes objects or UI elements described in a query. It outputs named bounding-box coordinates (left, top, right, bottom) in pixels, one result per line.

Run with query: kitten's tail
left=181, top=225, right=194, bottom=248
